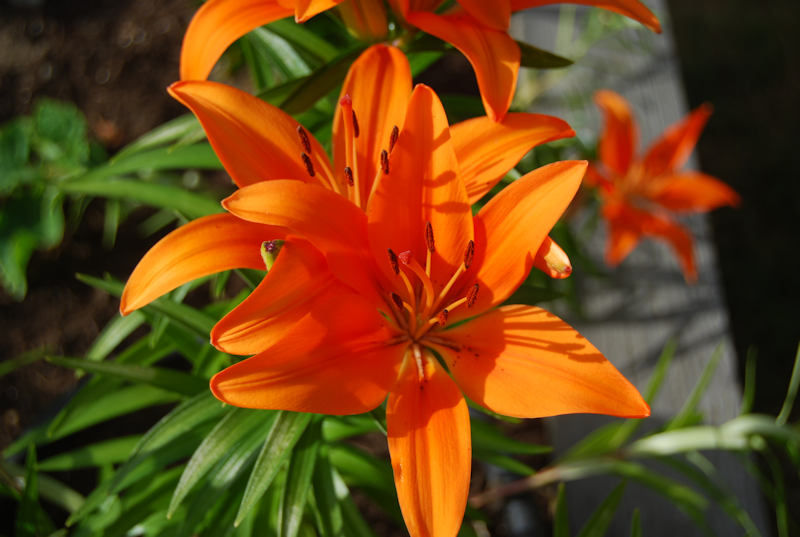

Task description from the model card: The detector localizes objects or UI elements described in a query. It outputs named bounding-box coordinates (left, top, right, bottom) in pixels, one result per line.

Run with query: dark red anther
left=391, top=293, right=404, bottom=309
left=296, top=125, right=311, bottom=153
left=464, top=240, right=474, bottom=269
left=387, top=249, right=399, bottom=275
left=301, top=153, right=315, bottom=177
left=437, top=309, right=449, bottom=327
left=425, top=222, right=435, bottom=253
left=344, top=166, right=354, bottom=186
left=389, top=125, right=399, bottom=152
left=380, top=149, right=389, bottom=175
left=352, top=110, right=360, bottom=138
left=466, top=283, right=479, bottom=308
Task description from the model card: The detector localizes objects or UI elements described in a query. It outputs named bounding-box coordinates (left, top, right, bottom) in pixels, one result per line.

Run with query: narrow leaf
left=575, top=481, right=626, bottom=537
left=39, top=436, right=140, bottom=471
left=517, top=41, right=573, bottom=69
left=280, top=419, right=322, bottom=537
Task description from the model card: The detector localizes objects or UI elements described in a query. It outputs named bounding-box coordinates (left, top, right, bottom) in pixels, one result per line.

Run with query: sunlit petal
left=120, top=213, right=282, bottom=314
left=293, top=0, right=345, bottom=21
left=450, top=113, right=574, bottom=203
left=431, top=305, right=650, bottom=418
left=594, top=89, right=637, bottom=177
left=387, top=352, right=471, bottom=537
left=406, top=11, right=520, bottom=121
left=457, top=0, right=511, bottom=30
left=211, top=293, right=404, bottom=414
left=643, top=103, right=712, bottom=177
left=180, top=0, right=293, bottom=81
left=509, top=0, right=661, bottom=33
left=647, top=171, right=740, bottom=212
left=169, top=80, right=334, bottom=188
left=533, top=236, right=572, bottom=279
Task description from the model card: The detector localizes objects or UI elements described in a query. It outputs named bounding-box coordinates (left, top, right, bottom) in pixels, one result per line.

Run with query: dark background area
left=0, top=0, right=797, bottom=532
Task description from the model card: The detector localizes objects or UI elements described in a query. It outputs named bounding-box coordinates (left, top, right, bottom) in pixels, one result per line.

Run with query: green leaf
left=17, top=445, right=42, bottom=537
left=471, top=419, right=551, bottom=456
left=280, top=419, right=322, bottom=537
left=168, top=408, right=273, bottom=517
left=0, top=348, right=46, bottom=377
left=236, top=411, right=313, bottom=526
left=337, top=470, right=378, bottom=537
left=85, top=310, right=146, bottom=362
left=46, top=355, right=208, bottom=397
left=329, top=444, right=401, bottom=521
left=248, top=27, right=311, bottom=79
left=576, top=481, right=626, bottom=537
left=517, top=41, right=573, bottom=69
left=32, top=98, right=89, bottom=165
left=102, top=198, right=122, bottom=248
left=311, top=446, right=343, bottom=537
left=114, top=114, right=201, bottom=159
left=473, top=450, right=535, bottom=476
left=61, top=175, right=221, bottom=219
left=1, top=458, right=85, bottom=515
left=267, top=19, right=338, bottom=64
left=740, top=347, right=758, bottom=415
left=39, top=436, right=140, bottom=471
left=777, top=342, right=800, bottom=425
left=629, top=508, right=641, bottom=537
left=321, top=415, right=379, bottom=442
left=665, top=344, right=723, bottom=430
left=553, top=483, right=569, bottom=537
left=281, top=48, right=365, bottom=116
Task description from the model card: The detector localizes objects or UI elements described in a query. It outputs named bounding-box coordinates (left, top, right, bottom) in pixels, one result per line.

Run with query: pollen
left=296, top=125, right=311, bottom=154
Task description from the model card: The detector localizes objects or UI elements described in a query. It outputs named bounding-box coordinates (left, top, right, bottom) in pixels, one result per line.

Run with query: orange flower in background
left=122, top=44, right=575, bottom=312
left=122, top=44, right=649, bottom=537
left=179, top=0, right=661, bottom=120
left=589, top=89, right=740, bottom=281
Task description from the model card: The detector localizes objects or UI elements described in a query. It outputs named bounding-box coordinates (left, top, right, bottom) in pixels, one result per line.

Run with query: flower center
left=385, top=223, right=477, bottom=343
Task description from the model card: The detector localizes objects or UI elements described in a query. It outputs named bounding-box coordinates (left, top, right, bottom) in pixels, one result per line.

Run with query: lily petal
left=643, top=103, right=712, bottom=177
left=533, top=236, right=572, bottom=278
left=333, top=44, right=412, bottom=203
left=463, top=161, right=585, bottom=317
left=457, top=0, right=511, bottom=30
left=387, top=352, right=471, bottom=537
left=367, top=84, right=473, bottom=291
left=603, top=201, right=644, bottom=266
left=406, top=11, right=520, bottom=121
left=450, top=113, right=574, bottom=204
left=223, top=180, right=384, bottom=302
left=509, top=0, right=661, bottom=33
left=211, top=239, right=348, bottom=355
left=594, top=89, right=637, bottom=177
left=293, top=0, right=345, bottom=21
left=180, top=0, right=293, bottom=81
left=211, top=293, right=404, bottom=414
left=120, top=213, right=281, bottom=314
left=169, top=80, right=334, bottom=189
left=647, top=171, right=740, bottom=212
left=431, top=305, right=650, bottom=418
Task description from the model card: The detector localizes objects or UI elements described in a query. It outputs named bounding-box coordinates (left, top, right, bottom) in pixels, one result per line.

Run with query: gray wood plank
left=509, top=3, right=770, bottom=535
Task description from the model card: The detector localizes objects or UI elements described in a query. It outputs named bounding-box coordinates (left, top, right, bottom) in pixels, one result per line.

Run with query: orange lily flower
left=180, top=0, right=661, bottom=120
left=208, top=86, right=648, bottom=537
left=121, top=44, right=576, bottom=312
left=589, top=89, right=740, bottom=281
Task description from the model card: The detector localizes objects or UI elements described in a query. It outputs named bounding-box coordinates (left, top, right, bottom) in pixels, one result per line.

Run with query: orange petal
left=223, top=180, right=384, bottom=302
left=643, top=103, right=712, bottom=177
left=366, top=84, right=473, bottom=292
left=120, top=213, right=283, bottom=314
left=211, top=293, right=404, bottom=414
left=450, top=113, right=574, bottom=203
left=457, top=0, right=511, bottom=30
left=335, top=0, right=389, bottom=39
left=533, top=236, right=572, bottom=278
left=431, top=305, right=650, bottom=418
left=461, top=161, right=585, bottom=318
left=211, top=239, right=349, bottom=355
left=180, top=0, right=293, bottom=81
left=333, top=45, right=412, bottom=204
left=169, top=80, right=334, bottom=189
left=293, top=0, right=344, bottom=21
left=509, top=0, right=661, bottom=33
left=594, top=89, right=637, bottom=177
left=387, top=351, right=471, bottom=537
left=603, top=202, right=643, bottom=266
left=647, top=172, right=740, bottom=212
left=406, top=11, right=520, bottom=121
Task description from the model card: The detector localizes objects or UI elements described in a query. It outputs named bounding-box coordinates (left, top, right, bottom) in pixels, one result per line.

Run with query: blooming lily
left=179, top=0, right=661, bottom=120
left=588, top=89, right=740, bottom=281
left=121, top=44, right=575, bottom=312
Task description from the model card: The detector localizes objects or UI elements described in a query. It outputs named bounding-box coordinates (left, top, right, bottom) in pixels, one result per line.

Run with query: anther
left=425, top=222, right=435, bottom=253
left=391, top=292, right=404, bottom=309
left=296, top=125, right=311, bottom=153
left=437, top=309, right=449, bottom=327
left=464, top=240, right=475, bottom=269
left=466, top=283, right=479, bottom=308
left=301, top=153, right=315, bottom=177
left=339, top=94, right=352, bottom=107
left=389, top=125, right=399, bottom=152
left=352, top=110, right=360, bottom=138
left=380, top=149, right=389, bottom=175
left=344, top=166, right=354, bottom=186
left=387, top=248, right=399, bottom=275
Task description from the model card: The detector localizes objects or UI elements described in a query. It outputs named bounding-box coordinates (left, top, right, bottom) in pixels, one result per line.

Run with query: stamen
left=387, top=248, right=399, bottom=275
left=464, top=240, right=474, bottom=269
left=399, top=250, right=434, bottom=315
left=391, top=292, right=404, bottom=309
left=344, top=166, right=354, bottom=186
left=339, top=94, right=352, bottom=107
left=389, top=125, right=399, bottom=152
left=296, top=125, right=311, bottom=154
left=301, top=153, right=315, bottom=177
left=339, top=94, right=361, bottom=207
left=380, top=149, right=389, bottom=175
left=425, top=222, right=435, bottom=253
left=437, top=309, right=448, bottom=327
left=467, top=283, right=479, bottom=308
left=352, top=110, right=360, bottom=138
